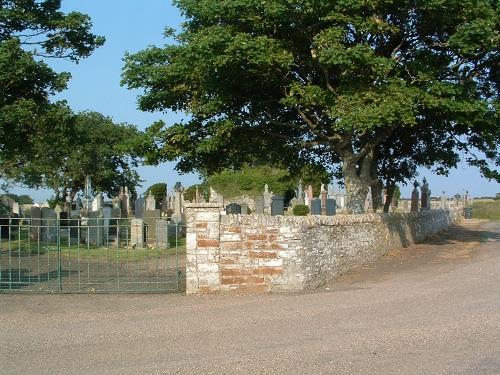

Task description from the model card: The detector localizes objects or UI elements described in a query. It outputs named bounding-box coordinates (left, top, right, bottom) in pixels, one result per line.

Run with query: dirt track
left=1, top=221, right=499, bottom=374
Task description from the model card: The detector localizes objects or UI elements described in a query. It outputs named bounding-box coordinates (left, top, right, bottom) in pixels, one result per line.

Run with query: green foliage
left=0, top=0, right=104, bottom=185
left=25, top=110, right=142, bottom=200
left=206, top=164, right=329, bottom=200
left=145, top=183, right=167, bottom=203
left=207, top=165, right=291, bottom=198
left=293, top=204, right=310, bottom=216
left=472, top=201, right=500, bottom=220
left=1, top=194, right=33, bottom=205
left=184, top=183, right=209, bottom=202
left=123, top=0, right=499, bottom=213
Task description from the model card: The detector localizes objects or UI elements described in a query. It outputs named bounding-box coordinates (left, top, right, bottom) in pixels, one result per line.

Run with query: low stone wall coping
left=220, top=208, right=460, bottom=228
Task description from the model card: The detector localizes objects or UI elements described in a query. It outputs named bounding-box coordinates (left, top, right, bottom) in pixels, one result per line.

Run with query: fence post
left=57, top=217, right=62, bottom=293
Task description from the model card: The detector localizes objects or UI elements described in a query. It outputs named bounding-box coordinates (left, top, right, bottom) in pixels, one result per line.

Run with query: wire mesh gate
left=0, top=217, right=185, bottom=293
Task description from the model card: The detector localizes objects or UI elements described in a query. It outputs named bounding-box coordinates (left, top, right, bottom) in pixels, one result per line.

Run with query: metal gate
left=0, top=217, right=185, bottom=293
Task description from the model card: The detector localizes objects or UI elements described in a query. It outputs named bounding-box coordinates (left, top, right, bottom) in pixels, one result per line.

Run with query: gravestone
left=135, top=196, right=145, bottom=218
left=29, top=207, right=42, bottom=241
left=155, top=219, right=169, bottom=248
left=263, top=184, right=273, bottom=215
left=41, top=208, right=57, bottom=243
left=145, top=191, right=156, bottom=211
left=130, top=219, right=144, bottom=248
left=121, top=187, right=133, bottom=217
left=310, top=198, right=322, bottom=215
left=321, top=184, right=327, bottom=215
left=92, top=193, right=104, bottom=212
left=226, top=203, right=242, bottom=215
left=270, top=196, right=284, bottom=216
left=420, top=178, right=430, bottom=211
left=144, top=210, right=161, bottom=246
left=82, top=175, right=93, bottom=212
left=411, top=181, right=420, bottom=212
left=240, top=203, right=249, bottom=215
left=84, top=212, right=105, bottom=247
left=171, top=183, right=186, bottom=224
left=307, top=185, right=314, bottom=207
left=326, top=199, right=337, bottom=216
left=296, top=180, right=305, bottom=205
left=255, top=197, right=264, bottom=214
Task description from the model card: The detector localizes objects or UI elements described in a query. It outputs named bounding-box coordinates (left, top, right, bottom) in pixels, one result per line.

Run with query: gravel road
left=1, top=221, right=499, bottom=374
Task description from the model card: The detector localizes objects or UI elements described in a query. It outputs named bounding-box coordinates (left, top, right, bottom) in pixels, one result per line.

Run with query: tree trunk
left=371, top=179, right=383, bottom=212
left=339, top=143, right=378, bottom=214
left=383, top=183, right=396, bottom=213
left=345, top=174, right=370, bottom=214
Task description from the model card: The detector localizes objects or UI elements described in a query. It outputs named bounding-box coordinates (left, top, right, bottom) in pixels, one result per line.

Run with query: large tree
left=30, top=111, right=142, bottom=202
left=123, top=0, right=499, bottom=213
left=0, top=0, right=104, bottom=183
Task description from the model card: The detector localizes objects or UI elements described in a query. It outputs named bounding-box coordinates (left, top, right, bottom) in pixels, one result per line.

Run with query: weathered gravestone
left=29, top=206, right=42, bottom=241
left=326, top=199, right=337, bottom=216
left=263, top=184, right=273, bottom=215
left=83, top=212, right=105, bottom=246
left=271, top=196, right=285, bottom=216
left=144, top=210, right=161, bottom=246
left=145, top=192, right=156, bottom=211
left=226, top=203, right=242, bottom=215
left=311, top=198, right=322, bottom=215
left=135, top=196, right=145, bottom=218
left=41, top=208, right=57, bottom=243
left=155, top=219, right=169, bottom=248
left=255, top=197, right=264, bottom=214
left=411, top=181, right=420, bottom=212
left=130, top=219, right=145, bottom=248
left=240, top=203, right=249, bottom=215
left=420, top=178, right=430, bottom=210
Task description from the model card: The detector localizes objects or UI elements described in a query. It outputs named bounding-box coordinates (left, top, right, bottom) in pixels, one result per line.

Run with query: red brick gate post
left=184, top=203, right=223, bottom=294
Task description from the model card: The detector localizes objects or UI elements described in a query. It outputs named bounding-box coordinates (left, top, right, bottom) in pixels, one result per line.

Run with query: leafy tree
left=145, top=183, right=168, bottom=204
left=205, top=164, right=330, bottom=201
left=123, top=0, right=499, bottom=213
left=184, top=183, right=209, bottom=202
left=0, top=0, right=104, bottom=183
left=1, top=193, right=33, bottom=205
left=28, top=111, right=142, bottom=201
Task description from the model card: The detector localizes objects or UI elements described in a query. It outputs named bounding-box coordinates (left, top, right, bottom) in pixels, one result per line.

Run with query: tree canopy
left=145, top=183, right=167, bottom=203
left=123, top=0, right=499, bottom=213
left=0, top=0, right=104, bottom=184
left=32, top=111, right=142, bottom=203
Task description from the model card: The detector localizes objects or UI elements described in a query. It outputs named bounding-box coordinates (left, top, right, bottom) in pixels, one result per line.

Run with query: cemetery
left=1, top=168, right=472, bottom=294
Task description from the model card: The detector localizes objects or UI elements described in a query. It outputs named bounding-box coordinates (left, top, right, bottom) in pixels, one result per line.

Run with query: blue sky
left=7, top=0, right=500, bottom=202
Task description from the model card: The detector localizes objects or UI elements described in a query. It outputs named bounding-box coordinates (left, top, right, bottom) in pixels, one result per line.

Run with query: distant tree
left=27, top=111, right=142, bottom=201
left=1, top=194, right=33, bottom=205
left=145, top=183, right=167, bottom=204
left=206, top=164, right=330, bottom=201
left=184, top=183, right=209, bottom=202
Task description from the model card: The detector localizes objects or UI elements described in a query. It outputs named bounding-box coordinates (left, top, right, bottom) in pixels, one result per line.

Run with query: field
left=472, top=200, right=500, bottom=220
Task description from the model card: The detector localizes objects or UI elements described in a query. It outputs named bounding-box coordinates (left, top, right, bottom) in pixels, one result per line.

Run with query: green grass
left=0, top=238, right=186, bottom=261
left=472, top=200, right=500, bottom=220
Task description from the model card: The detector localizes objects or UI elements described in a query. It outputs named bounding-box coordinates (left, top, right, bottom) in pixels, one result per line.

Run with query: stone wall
left=185, top=204, right=462, bottom=294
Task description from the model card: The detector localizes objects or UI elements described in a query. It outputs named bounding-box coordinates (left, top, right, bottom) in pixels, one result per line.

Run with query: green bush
left=293, top=204, right=310, bottom=216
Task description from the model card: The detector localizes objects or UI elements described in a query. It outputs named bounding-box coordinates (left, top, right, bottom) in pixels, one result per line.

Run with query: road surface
left=1, top=221, right=499, bottom=374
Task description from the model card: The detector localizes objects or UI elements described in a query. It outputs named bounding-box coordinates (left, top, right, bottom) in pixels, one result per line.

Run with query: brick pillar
left=185, top=203, right=223, bottom=294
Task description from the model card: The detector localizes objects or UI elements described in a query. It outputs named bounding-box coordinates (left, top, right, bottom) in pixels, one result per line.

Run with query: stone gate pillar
left=185, top=203, right=223, bottom=294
